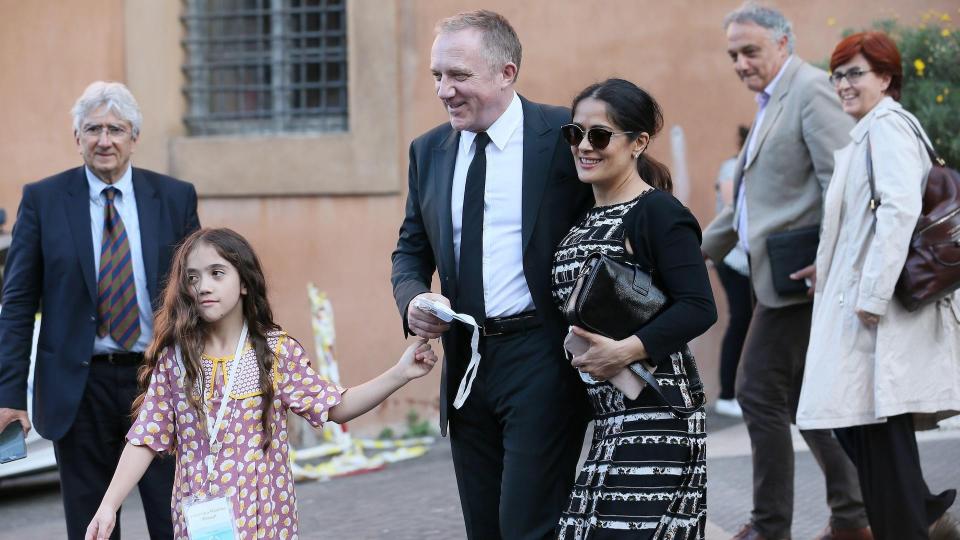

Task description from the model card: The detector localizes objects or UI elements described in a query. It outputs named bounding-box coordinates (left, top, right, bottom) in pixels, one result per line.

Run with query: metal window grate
left=181, top=0, right=348, bottom=135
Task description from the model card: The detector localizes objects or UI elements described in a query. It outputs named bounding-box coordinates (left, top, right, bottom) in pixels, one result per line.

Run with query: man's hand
left=568, top=326, right=644, bottom=381
left=406, top=292, right=452, bottom=339
left=789, top=264, right=816, bottom=297
left=0, top=408, right=31, bottom=435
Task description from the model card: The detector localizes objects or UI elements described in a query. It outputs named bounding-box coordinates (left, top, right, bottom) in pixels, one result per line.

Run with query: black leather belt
left=92, top=352, right=144, bottom=366
left=482, top=311, right=541, bottom=337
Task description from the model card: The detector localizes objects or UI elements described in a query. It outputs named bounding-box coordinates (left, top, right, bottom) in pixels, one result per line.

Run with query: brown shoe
left=813, top=525, right=873, bottom=540
left=731, top=522, right=772, bottom=540
left=930, top=512, right=960, bottom=540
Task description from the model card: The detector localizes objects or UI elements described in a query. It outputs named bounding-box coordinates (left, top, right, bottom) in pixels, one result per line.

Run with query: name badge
left=183, top=495, right=238, bottom=540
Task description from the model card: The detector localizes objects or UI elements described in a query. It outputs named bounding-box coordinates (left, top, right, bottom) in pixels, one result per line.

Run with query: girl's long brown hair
left=133, top=228, right=279, bottom=447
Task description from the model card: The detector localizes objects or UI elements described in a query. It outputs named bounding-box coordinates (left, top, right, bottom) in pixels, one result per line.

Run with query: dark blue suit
left=0, top=166, right=199, bottom=538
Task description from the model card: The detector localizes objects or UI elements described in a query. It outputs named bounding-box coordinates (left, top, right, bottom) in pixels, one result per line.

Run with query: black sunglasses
left=561, top=123, right=635, bottom=150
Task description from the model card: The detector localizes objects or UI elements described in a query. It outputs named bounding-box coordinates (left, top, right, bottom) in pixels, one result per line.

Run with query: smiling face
left=186, top=242, right=247, bottom=326
left=726, top=21, right=789, bottom=93
left=430, top=28, right=516, bottom=132
left=833, top=53, right=891, bottom=120
left=570, top=97, right=646, bottom=187
left=76, top=105, right=137, bottom=184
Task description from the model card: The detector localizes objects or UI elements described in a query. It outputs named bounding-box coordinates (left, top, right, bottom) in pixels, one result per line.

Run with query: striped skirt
left=556, top=350, right=707, bottom=540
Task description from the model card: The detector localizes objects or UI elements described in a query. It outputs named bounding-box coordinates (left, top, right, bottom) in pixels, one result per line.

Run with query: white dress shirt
left=451, top=92, right=533, bottom=318
left=87, top=165, right=153, bottom=353
left=736, top=55, right=793, bottom=253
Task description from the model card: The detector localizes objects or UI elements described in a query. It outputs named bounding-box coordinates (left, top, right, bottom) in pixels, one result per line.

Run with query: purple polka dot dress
left=127, top=331, right=343, bottom=540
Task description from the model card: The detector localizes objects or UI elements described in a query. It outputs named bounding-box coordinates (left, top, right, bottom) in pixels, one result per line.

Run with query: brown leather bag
left=866, top=111, right=960, bottom=311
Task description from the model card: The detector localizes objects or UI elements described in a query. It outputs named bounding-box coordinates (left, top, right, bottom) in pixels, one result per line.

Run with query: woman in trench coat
left=796, top=32, right=960, bottom=540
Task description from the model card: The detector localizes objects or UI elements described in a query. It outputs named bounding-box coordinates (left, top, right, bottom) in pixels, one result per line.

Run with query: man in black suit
left=391, top=10, right=592, bottom=539
left=0, top=81, right=199, bottom=539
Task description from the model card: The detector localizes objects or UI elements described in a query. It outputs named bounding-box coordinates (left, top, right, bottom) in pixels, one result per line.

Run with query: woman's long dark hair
left=133, top=228, right=279, bottom=447
left=571, top=78, right=673, bottom=193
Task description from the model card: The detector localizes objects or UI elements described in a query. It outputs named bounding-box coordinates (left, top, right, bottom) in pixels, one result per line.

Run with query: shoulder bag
left=866, top=110, right=960, bottom=311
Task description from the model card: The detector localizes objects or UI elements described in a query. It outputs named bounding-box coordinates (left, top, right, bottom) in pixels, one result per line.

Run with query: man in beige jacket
left=702, top=5, right=870, bottom=540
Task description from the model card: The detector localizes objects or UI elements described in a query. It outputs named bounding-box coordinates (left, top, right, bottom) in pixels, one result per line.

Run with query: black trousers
left=54, top=360, right=175, bottom=540
left=736, top=302, right=867, bottom=538
left=835, top=414, right=957, bottom=540
left=449, top=326, right=589, bottom=540
left=715, top=262, right=753, bottom=399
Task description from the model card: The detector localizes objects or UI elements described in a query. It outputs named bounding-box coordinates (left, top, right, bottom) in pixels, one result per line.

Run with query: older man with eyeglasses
left=0, top=81, right=199, bottom=539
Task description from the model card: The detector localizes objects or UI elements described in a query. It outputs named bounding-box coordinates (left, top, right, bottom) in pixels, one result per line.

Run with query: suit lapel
left=433, top=129, right=460, bottom=291
left=520, top=97, right=552, bottom=254
left=132, top=168, right=161, bottom=302
left=731, top=145, right=749, bottom=208
left=745, top=59, right=801, bottom=169
left=65, top=168, right=97, bottom=305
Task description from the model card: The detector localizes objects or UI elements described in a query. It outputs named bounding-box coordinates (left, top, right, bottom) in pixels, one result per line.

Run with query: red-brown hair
left=830, top=31, right=903, bottom=100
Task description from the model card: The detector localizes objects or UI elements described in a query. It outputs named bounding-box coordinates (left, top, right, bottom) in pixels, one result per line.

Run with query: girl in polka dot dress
left=85, top=228, right=437, bottom=540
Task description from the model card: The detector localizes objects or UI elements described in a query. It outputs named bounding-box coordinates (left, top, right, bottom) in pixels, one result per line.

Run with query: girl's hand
left=85, top=504, right=117, bottom=540
left=397, top=337, right=439, bottom=381
left=569, top=326, right=645, bottom=381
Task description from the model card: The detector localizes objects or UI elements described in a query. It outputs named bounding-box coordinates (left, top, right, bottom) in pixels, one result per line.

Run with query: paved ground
left=2, top=412, right=957, bottom=539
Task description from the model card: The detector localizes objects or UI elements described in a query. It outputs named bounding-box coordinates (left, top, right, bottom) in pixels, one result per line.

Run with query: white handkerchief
left=413, top=298, right=481, bottom=409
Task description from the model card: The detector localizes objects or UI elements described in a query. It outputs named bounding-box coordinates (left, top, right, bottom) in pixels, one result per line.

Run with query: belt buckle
left=480, top=322, right=502, bottom=337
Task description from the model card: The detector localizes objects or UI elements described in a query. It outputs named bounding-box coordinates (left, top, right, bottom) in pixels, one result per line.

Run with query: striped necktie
left=97, top=187, right=141, bottom=350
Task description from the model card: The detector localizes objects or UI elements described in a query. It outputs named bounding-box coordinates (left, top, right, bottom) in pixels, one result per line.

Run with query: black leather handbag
left=562, top=252, right=667, bottom=339
left=562, top=252, right=704, bottom=418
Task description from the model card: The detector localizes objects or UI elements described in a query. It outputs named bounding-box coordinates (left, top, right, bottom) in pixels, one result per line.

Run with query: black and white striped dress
left=552, top=193, right=707, bottom=540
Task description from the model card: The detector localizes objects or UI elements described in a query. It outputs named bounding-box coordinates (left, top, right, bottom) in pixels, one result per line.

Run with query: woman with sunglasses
left=795, top=31, right=960, bottom=539
left=551, top=78, right=716, bottom=539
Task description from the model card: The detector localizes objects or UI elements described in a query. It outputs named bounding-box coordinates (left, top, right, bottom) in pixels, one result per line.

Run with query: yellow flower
left=827, top=16, right=837, bottom=26
left=937, top=94, right=945, bottom=103
left=942, top=13, right=952, bottom=22
left=914, top=58, right=926, bottom=76
left=943, top=28, right=952, bottom=37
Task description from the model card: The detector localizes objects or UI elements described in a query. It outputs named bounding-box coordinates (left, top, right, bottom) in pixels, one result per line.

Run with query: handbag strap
left=629, top=353, right=705, bottom=419
left=891, top=109, right=945, bottom=166
left=865, top=110, right=945, bottom=214
left=866, top=134, right=879, bottom=213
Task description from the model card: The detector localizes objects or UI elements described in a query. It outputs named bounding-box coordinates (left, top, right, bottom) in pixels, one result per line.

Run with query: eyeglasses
left=829, top=67, right=872, bottom=86
left=560, top=124, right=634, bottom=150
left=81, top=124, right=131, bottom=140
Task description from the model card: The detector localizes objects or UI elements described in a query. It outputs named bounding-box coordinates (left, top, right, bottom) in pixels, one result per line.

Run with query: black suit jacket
left=0, top=166, right=200, bottom=440
left=391, top=96, right=592, bottom=431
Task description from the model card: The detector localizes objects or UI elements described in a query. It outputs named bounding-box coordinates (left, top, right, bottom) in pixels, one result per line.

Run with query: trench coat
left=797, top=97, right=960, bottom=430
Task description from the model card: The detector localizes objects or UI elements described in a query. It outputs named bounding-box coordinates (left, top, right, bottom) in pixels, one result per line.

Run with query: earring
left=632, top=152, right=640, bottom=159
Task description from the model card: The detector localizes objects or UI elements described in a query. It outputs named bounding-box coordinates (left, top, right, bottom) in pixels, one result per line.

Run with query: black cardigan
left=623, top=189, right=718, bottom=363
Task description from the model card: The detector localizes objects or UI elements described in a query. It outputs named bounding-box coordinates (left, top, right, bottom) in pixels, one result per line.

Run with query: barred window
left=181, top=0, right=348, bottom=135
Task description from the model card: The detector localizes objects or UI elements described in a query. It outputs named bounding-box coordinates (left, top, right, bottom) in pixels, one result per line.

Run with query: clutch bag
left=765, top=225, right=819, bottom=296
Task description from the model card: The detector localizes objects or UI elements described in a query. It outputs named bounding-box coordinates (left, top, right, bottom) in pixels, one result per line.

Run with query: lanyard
left=175, top=321, right=248, bottom=483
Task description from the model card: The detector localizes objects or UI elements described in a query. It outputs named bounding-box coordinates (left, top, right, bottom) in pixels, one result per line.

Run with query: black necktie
left=458, top=132, right=490, bottom=323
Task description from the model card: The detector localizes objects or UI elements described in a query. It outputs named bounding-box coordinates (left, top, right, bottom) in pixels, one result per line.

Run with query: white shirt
left=87, top=165, right=153, bottom=353
left=736, top=55, right=793, bottom=253
left=451, top=92, right=533, bottom=318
